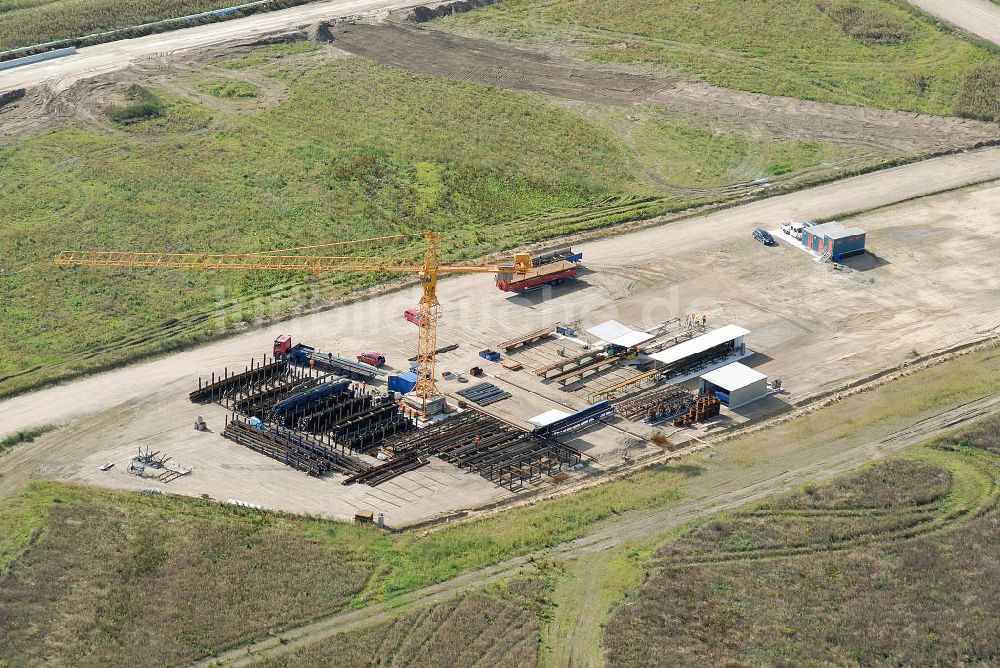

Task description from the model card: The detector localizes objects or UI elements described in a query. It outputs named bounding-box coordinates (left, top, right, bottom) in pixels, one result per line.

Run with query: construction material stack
left=672, top=393, right=722, bottom=427
left=495, top=248, right=582, bottom=292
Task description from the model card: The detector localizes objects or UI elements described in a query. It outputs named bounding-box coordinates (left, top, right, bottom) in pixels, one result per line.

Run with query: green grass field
left=440, top=0, right=1000, bottom=118
left=0, top=50, right=878, bottom=397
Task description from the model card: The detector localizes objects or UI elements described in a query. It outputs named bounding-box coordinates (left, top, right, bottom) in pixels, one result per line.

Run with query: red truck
left=273, top=334, right=293, bottom=355
left=495, top=248, right=583, bottom=293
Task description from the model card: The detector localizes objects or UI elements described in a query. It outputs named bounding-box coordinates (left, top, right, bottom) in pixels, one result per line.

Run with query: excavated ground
left=330, top=22, right=999, bottom=154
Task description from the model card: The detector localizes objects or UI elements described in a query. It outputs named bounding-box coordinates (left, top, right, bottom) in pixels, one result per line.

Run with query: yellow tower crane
left=55, top=231, right=534, bottom=408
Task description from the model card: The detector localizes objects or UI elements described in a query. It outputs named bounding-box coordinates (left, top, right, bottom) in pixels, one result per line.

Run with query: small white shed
left=699, top=362, right=768, bottom=409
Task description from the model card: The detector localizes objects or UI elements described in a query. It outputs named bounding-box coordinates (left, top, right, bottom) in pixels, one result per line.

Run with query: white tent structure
left=699, top=362, right=768, bottom=409
left=586, top=320, right=655, bottom=348
left=649, top=325, right=749, bottom=367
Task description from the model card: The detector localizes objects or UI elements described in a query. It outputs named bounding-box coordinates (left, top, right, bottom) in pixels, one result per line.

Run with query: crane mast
left=55, top=230, right=533, bottom=411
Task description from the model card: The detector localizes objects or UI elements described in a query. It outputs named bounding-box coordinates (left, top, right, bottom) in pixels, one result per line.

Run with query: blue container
left=388, top=371, right=418, bottom=394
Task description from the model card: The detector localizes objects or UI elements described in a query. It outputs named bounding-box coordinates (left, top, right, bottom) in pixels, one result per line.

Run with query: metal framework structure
left=56, top=231, right=533, bottom=409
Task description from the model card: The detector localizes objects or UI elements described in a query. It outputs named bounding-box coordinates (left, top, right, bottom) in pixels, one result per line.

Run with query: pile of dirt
left=408, top=0, right=505, bottom=23
left=307, top=21, right=336, bottom=43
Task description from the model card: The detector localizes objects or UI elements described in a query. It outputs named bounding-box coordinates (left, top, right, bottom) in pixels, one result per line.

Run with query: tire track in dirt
left=330, top=23, right=1000, bottom=155
left=191, top=393, right=1000, bottom=668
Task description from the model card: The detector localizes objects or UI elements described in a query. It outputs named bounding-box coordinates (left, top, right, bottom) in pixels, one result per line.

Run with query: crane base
left=403, top=394, right=447, bottom=416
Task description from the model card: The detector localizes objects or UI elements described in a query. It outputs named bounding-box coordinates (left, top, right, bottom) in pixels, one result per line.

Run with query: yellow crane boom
left=55, top=231, right=532, bottom=408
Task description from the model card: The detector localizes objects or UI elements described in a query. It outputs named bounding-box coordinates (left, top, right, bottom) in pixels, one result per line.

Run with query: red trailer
left=403, top=307, right=425, bottom=325
left=496, top=248, right=582, bottom=293
left=496, top=264, right=578, bottom=292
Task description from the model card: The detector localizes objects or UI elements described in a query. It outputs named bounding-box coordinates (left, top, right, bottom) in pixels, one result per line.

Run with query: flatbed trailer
left=285, top=344, right=386, bottom=379
left=495, top=249, right=583, bottom=293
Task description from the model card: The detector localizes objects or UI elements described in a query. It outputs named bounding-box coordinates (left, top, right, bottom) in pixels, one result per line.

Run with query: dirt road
left=0, top=0, right=419, bottom=95
left=332, top=23, right=1000, bottom=154
left=906, top=0, right=1000, bottom=46
left=193, top=391, right=1000, bottom=667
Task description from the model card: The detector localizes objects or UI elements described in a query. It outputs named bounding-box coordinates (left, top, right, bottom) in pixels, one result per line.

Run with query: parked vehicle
left=273, top=334, right=293, bottom=354
left=753, top=228, right=776, bottom=246
left=273, top=336, right=385, bottom=378
left=357, top=352, right=386, bottom=367
left=780, top=222, right=794, bottom=235
left=403, top=307, right=425, bottom=325
left=495, top=248, right=583, bottom=293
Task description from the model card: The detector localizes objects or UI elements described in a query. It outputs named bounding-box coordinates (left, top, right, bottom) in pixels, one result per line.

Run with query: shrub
left=107, top=84, right=164, bottom=124
left=199, top=79, right=259, bottom=99
left=954, top=61, right=1000, bottom=121
left=0, top=425, right=55, bottom=451
left=815, top=0, right=913, bottom=44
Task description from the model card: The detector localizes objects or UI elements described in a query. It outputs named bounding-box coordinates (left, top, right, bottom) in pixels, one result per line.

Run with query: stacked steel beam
left=373, top=410, right=581, bottom=491
left=190, top=358, right=287, bottom=403
left=197, top=357, right=416, bottom=475
left=222, top=418, right=370, bottom=477
left=615, top=387, right=696, bottom=422
left=456, top=382, right=511, bottom=406
left=342, top=454, right=428, bottom=487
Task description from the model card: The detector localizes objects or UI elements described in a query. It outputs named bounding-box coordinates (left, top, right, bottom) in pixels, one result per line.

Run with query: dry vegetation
left=815, top=0, right=913, bottom=45
left=760, top=457, right=950, bottom=510
left=955, top=61, right=1000, bottom=122
left=0, top=460, right=687, bottom=665
left=0, top=501, right=370, bottom=666
left=958, top=414, right=1000, bottom=454
left=604, top=421, right=1000, bottom=667
left=254, top=577, right=551, bottom=667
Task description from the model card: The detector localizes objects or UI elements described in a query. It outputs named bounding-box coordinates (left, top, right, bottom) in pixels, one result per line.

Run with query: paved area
left=906, top=0, right=1000, bottom=46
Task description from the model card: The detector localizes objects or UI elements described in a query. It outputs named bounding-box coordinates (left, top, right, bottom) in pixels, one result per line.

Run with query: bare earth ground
left=331, top=23, right=1000, bottom=154
left=3, top=18, right=998, bottom=151
left=0, top=151, right=998, bottom=523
